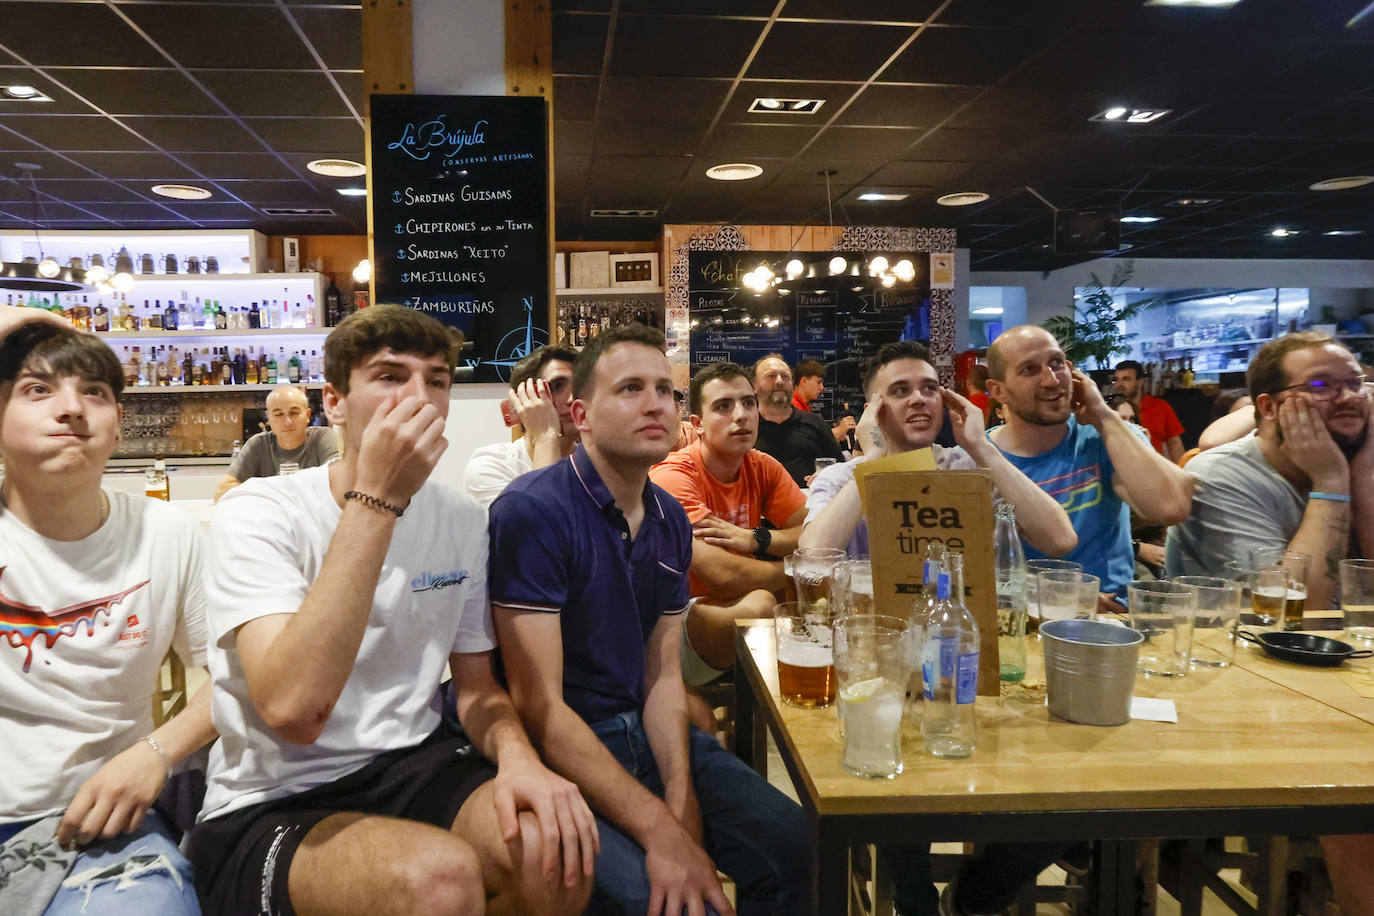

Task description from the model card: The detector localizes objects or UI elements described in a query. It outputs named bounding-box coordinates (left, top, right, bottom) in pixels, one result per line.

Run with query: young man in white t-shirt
left=0, top=310, right=216, bottom=916
left=188, top=305, right=595, bottom=916
left=464, top=345, right=578, bottom=507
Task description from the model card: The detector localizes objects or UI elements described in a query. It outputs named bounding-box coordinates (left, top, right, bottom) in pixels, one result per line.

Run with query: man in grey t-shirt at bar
left=1166, top=332, right=1374, bottom=609
left=213, top=385, right=339, bottom=501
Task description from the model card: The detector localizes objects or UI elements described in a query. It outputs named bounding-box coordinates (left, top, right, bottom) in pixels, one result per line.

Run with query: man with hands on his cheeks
left=982, top=326, right=1194, bottom=612
left=465, top=345, right=579, bottom=507
left=188, top=306, right=595, bottom=916
left=1167, top=332, right=1374, bottom=610
left=0, top=307, right=215, bottom=916
left=801, top=340, right=1077, bottom=560
left=489, top=324, right=810, bottom=916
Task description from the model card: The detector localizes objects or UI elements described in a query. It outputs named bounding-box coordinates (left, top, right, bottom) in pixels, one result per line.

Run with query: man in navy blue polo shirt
left=489, top=323, right=810, bottom=915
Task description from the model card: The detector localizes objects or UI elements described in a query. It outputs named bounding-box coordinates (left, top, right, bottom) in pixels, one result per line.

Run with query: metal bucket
left=1041, top=619, right=1144, bottom=726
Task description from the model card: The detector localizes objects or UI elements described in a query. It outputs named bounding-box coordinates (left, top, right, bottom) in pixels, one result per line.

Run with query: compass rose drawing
left=477, top=295, right=547, bottom=381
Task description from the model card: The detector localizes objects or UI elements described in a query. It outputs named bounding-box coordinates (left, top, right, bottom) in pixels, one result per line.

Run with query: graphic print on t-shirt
left=1036, top=465, right=1103, bottom=514
left=0, top=568, right=150, bottom=672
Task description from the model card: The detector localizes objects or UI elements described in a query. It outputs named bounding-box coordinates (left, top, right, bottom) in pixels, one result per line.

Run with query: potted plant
left=1043, top=262, right=1160, bottom=384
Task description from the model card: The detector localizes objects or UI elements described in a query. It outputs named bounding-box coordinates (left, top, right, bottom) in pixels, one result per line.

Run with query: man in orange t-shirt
left=1114, top=360, right=1185, bottom=461
left=651, top=362, right=807, bottom=687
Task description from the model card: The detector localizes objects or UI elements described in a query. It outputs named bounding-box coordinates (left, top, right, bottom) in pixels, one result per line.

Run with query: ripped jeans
left=46, top=811, right=199, bottom=916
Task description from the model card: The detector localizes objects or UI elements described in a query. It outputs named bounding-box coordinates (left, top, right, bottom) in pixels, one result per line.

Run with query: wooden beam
left=362, top=0, right=413, bottom=304
left=505, top=0, right=556, bottom=334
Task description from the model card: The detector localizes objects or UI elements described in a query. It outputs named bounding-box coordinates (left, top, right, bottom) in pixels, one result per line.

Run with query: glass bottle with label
left=993, top=502, right=1029, bottom=684
left=145, top=458, right=169, bottom=501
left=921, top=552, right=978, bottom=759
left=91, top=298, right=110, bottom=332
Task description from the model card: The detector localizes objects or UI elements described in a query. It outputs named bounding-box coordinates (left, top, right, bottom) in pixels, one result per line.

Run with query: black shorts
left=188, top=727, right=496, bottom=916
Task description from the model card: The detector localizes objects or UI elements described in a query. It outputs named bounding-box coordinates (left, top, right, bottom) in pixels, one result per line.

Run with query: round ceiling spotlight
left=308, top=158, right=367, bottom=177
left=151, top=184, right=211, bottom=200
left=705, top=162, right=764, bottom=181
left=936, top=191, right=989, bottom=207
left=1309, top=176, right=1374, bottom=191
left=4, top=85, right=40, bottom=99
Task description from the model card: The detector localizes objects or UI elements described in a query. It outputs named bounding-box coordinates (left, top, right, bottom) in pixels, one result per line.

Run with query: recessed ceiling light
left=2, top=85, right=52, bottom=102
left=1166, top=197, right=1222, bottom=207
left=857, top=192, right=910, bottom=202
left=307, top=158, right=367, bottom=177
left=1324, top=229, right=1364, bottom=237
left=336, top=187, right=368, bottom=196
left=1270, top=227, right=1299, bottom=237
left=937, top=191, right=989, bottom=206
left=1309, top=175, right=1374, bottom=191
left=706, top=162, right=763, bottom=181
left=748, top=98, right=824, bottom=114
left=971, top=307, right=1004, bottom=316
left=1090, top=107, right=1171, bottom=123
left=1120, top=215, right=1160, bottom=223
left=1145, top=0, right=1244, bottom=6
left=151, top=184, right=211, bottom=200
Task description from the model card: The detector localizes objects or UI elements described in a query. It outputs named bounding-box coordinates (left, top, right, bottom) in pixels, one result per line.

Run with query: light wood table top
left=738, top=621, right=1374, bottom=817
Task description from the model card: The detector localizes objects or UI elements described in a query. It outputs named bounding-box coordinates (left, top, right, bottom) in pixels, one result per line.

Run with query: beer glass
left=813, top=457, right=837, bottom=480
left=1128, top=579, right=1195, bottom=677
left=1247, top=566, right=1287, bottom=629
left=833, top=560, right=874, bottom=617
left=1249, top=548, right=1309, bottom=630
left=1026, top=559, right=1083, bottom=634
left=833, top=614, right=910, bottom=779
left=773, top=601, right=835, bottom=708
left=786, top=547, right=846, bottom=620
left=1037, top=570, right=1099, bottom=623
left=1340, top=559, right=1374, bottom=641
left=1175, top=575, right=1241, bottom=668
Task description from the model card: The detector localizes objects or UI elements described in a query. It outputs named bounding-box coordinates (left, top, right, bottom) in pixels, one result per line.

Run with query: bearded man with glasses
left=1166, top=332, right=1374, bottom=608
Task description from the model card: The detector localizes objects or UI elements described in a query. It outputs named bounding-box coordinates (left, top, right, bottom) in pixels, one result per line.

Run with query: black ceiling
left=0, top=0, right=1371, bottom=270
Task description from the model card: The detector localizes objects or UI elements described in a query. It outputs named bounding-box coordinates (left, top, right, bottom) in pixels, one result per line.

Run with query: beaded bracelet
left=344, top=490, right=405, bottom=517
left=141, top=734, right=173, bottom=782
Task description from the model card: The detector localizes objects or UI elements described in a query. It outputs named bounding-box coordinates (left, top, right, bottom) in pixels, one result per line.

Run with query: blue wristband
left=1310, top=490, right=1352, bottom=503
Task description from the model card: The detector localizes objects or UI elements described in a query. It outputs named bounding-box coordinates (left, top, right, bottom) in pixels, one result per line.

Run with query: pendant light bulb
left=37, top=257, right=60, bottom=279
left=352, top=259, right=371, bottom=285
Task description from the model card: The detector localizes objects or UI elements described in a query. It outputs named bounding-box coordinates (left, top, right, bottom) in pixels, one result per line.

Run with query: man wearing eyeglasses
left=1166, top=332, right=1374, bottom=609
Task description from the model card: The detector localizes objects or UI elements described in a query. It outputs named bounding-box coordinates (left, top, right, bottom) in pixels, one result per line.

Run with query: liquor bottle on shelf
left=325, top=276, right=343, bottom=326
left=91, top=298, right=111, bottom=332
left=75, top=296, right=92, bottom=331
left=576, top=306, right=587, bottom=346
left=219, top=348, right=232, bottom=385
left=246, top=348, right=260, bottom=385
left=1179, top=357, right=1195, bottom=389
left=162, top=299, right=179, bottom=331
left=128, top=347, right=141, bottom=387
left=309, top=350, right=322, bottom=382
left=144, top=459, right=169, bottom=501
left=288, top=351, right=302, bottom=383
left=181, top=348, right=193, bottom=387
left=264, top=351, right=278, bottom=384
left=262, top=299, right=275, bottom=330
left=177, top=294, right=190, bottom=331
left=214, top=301, right=228, bottom=330
left=303, top=295, right=316, bottom=329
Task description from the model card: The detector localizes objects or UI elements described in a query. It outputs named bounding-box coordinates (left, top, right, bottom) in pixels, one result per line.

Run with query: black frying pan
left=1237, top=629, right=1374, bottom=667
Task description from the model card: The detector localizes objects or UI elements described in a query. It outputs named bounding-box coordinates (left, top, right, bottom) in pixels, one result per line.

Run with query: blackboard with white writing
left=687, top=250, right=931, bottom=421
left=370, top=94, right=549, bottom=382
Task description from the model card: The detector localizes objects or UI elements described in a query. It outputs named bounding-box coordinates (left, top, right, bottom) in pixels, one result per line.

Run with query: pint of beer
left=774, top=601, right=836, bottom=708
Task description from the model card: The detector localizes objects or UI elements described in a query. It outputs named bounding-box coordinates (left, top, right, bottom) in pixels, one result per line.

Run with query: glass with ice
left=833, top=614, right=910, bottom=779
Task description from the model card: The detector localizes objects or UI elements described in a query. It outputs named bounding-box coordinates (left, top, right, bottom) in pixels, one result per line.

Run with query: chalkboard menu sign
left=688, top=250, right=932, bottom=420
left=369, top=94, right=549, bottom=383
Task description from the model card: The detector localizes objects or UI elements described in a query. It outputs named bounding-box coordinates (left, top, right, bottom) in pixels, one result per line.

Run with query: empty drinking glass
left=1037, top=570, right=1099, bottom=623
left=1340, top=559, right=1374, bottom=642
left=1026, top=559, right=1083, bottom=634
left=785, top=547, right=846, bottom=620
left=1175, top=575, right=1241, bottom=668
left=1128, top=579, right=1195, bottom=677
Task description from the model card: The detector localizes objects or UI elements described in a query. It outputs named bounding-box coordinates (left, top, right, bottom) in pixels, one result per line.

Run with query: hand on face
left=1069, top=367, right=1114, bottom=426
left=353, top=388, right=448, bottom=506
left=855, top=397, right=888, bottom=458
left=509, top=378, right=561, bottom=442
left=1276, top=393, right=1349, bottom=490
left=939, top=387, right=988, bottom=454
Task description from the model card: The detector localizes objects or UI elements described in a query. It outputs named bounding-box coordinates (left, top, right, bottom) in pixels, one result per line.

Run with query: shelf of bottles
left=554, top=292, right=664, bottom=348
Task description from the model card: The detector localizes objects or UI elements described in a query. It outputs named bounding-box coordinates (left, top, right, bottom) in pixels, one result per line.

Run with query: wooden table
left=734, top=621, right=1374, bottom=915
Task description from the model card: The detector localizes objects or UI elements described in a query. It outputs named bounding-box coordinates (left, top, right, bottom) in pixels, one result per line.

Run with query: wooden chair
left=1170, top=836, right=1333, bottom=916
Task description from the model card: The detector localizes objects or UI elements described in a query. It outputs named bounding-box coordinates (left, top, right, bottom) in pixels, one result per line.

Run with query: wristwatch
left=753, top=525, right=773, bottom=559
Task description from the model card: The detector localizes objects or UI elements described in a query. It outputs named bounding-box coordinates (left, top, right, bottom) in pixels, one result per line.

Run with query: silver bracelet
left=141, top=734, right=173, bottom=782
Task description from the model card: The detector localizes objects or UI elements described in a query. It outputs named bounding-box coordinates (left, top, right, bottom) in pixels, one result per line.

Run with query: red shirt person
left=1114, top=360, right=1185, bottom=462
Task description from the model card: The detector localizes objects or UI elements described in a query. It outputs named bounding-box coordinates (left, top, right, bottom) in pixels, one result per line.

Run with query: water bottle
left=994, top=501, right=1029, bottom=684
left=921, top=553, right=978, bottom=759
left=907, top=542, right=947, bottom=721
